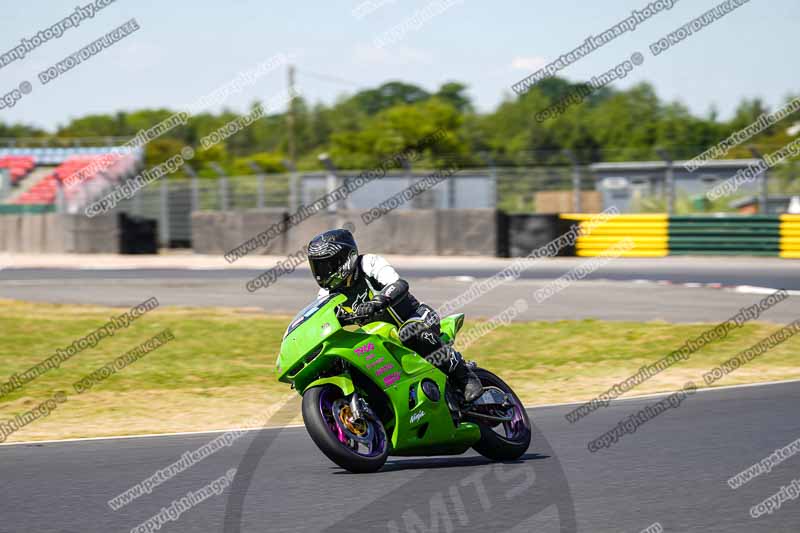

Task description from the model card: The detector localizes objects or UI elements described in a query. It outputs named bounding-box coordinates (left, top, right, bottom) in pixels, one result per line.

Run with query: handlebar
left=336, top=306, right=372, bottom=326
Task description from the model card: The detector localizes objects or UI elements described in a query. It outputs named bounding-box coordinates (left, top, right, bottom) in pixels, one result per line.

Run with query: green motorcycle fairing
left=277, top=293, right=480, bottom=456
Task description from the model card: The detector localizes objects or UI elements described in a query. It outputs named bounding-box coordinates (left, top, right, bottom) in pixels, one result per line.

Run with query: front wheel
left=301, top=385, right=389, bottom=473
left=469, top=368, right=532, bottom=461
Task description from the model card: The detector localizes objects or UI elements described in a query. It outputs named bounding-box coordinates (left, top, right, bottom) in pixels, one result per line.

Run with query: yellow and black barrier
left=782, top=214, right=800, bottom=259
left=559, top=213, right=800, bottom=258
left=560, top=214, right=668, bottom=257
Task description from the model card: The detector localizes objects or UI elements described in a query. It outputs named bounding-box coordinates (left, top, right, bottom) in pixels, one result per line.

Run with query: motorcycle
left=276, top=292, right=531, bottom=473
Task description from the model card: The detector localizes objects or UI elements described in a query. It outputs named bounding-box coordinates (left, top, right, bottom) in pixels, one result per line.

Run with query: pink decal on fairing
left=354, top=342, right=402, bottom=386
left=375, top=364, right=393, bottom=376
left=366, top=357, right=385, bottom=369
left=354, top=342, right=374, bottom=355
left=383, top=372, right=401, bottom=386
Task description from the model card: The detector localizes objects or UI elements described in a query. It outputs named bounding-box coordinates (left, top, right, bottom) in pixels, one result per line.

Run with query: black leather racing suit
left=318, top=254, right=459, bottom=374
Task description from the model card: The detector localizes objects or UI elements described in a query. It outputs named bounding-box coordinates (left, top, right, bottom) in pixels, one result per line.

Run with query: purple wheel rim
left=505, top=399, right=528, bottom=441
left=318, top=387, right=386, bottom=458
left=479, top=374, right=530, bottom=442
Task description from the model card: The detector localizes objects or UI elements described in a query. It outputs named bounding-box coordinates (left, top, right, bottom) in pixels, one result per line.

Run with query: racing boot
left=446, top=348, right=483, bottom=402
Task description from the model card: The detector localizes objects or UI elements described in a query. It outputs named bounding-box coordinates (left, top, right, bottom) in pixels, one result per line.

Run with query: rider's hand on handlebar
left=353, top=300, right=383, bottom=317
left=337, top=301, right=381, bottom=325
left=336, top=306, right=366, bottom=325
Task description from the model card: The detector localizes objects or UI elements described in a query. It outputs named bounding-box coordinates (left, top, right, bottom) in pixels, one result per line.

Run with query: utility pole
left=282, top=158, right=299, bottom=212
left=287, top=64, right=296, bottom=164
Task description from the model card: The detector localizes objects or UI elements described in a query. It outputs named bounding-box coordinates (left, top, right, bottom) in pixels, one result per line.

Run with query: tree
left=435, top=82, right=473, bottom=113
left=351, top=82, right=431, bottom=115
left=2, top=76, right=789, bottom=178
left=328, top=97, right=467, bottom=168
left=0, top=122, right=46, bottom=138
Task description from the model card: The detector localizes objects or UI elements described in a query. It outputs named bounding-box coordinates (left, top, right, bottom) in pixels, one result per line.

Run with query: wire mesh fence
left=97, top=156, right=800, bottom=246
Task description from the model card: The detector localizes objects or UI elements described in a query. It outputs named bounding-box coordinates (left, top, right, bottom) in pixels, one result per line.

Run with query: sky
left=0, top=0, right=797, bottom=131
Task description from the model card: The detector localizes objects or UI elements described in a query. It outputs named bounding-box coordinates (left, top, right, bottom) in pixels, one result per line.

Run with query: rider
left=307, top=228, right=483, bottom=402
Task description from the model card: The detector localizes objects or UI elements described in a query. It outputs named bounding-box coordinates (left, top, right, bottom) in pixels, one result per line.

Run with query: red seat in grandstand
left=0, top=156, right=36, bottom=185
left=12, top=151, right=138, bottom=206
left=13, top=155, right=106, bottom=205
left=13, top=173, right=59, bottom=205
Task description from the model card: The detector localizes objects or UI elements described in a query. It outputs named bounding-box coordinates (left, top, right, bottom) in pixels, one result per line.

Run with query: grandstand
left=0, top=147, right=142, bottom=212
left=0, top=156, right=36, bottom=186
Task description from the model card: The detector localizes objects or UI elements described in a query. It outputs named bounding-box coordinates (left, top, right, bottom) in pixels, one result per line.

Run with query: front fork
left=349, top=392, right=377, bottom=423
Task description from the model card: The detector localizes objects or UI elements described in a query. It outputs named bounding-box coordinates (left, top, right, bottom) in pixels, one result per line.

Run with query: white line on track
left=0, top=424, right=307, bottom=447
left=733, top=285, right=800, bottom=296
left=528, top=377, right=800, bottom=410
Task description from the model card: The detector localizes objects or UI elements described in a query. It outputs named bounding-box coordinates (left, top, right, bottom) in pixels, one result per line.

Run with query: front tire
left=301, top=385, right=389, bottom=473
left=470, top=368, right=532, bottom=461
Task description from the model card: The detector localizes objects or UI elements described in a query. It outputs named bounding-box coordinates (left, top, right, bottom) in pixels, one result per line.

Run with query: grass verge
left=0, top=299, right=797, bottom=443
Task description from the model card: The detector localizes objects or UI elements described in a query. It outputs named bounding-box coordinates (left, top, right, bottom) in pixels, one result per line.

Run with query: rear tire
left=302, top=385, right=389, bottom=473
left=470, top=368, right=531, bottom=461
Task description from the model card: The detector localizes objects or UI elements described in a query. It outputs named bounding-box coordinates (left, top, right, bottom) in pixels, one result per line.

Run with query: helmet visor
left=309, top=247, right=352, bottom=290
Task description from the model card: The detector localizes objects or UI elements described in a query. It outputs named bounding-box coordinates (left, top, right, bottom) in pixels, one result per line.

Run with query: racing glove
left=353, top=279, right=409, bottom=317
left=353, top=300, right=384, bottom=317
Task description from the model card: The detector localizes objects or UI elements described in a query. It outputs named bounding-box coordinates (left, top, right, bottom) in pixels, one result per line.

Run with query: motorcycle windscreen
left=283, top=293, right=336, bottom=340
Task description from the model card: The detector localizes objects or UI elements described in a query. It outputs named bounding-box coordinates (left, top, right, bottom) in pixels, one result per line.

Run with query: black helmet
left=307, top=228, right=358, bottom=290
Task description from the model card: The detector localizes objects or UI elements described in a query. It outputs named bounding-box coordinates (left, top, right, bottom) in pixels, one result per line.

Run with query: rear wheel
left=301, top=385, right=389, bottom=473
left=469, top=368, right=531, bottom=461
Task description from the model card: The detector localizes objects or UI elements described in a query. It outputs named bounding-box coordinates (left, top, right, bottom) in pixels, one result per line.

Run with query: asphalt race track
left=3, top=255, right=800, bottom=288
left=0, top=257, right=798, bottom=323
left=2, top=256, right=797, bottom=531
left=2, top=381, right=799, bottom=532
